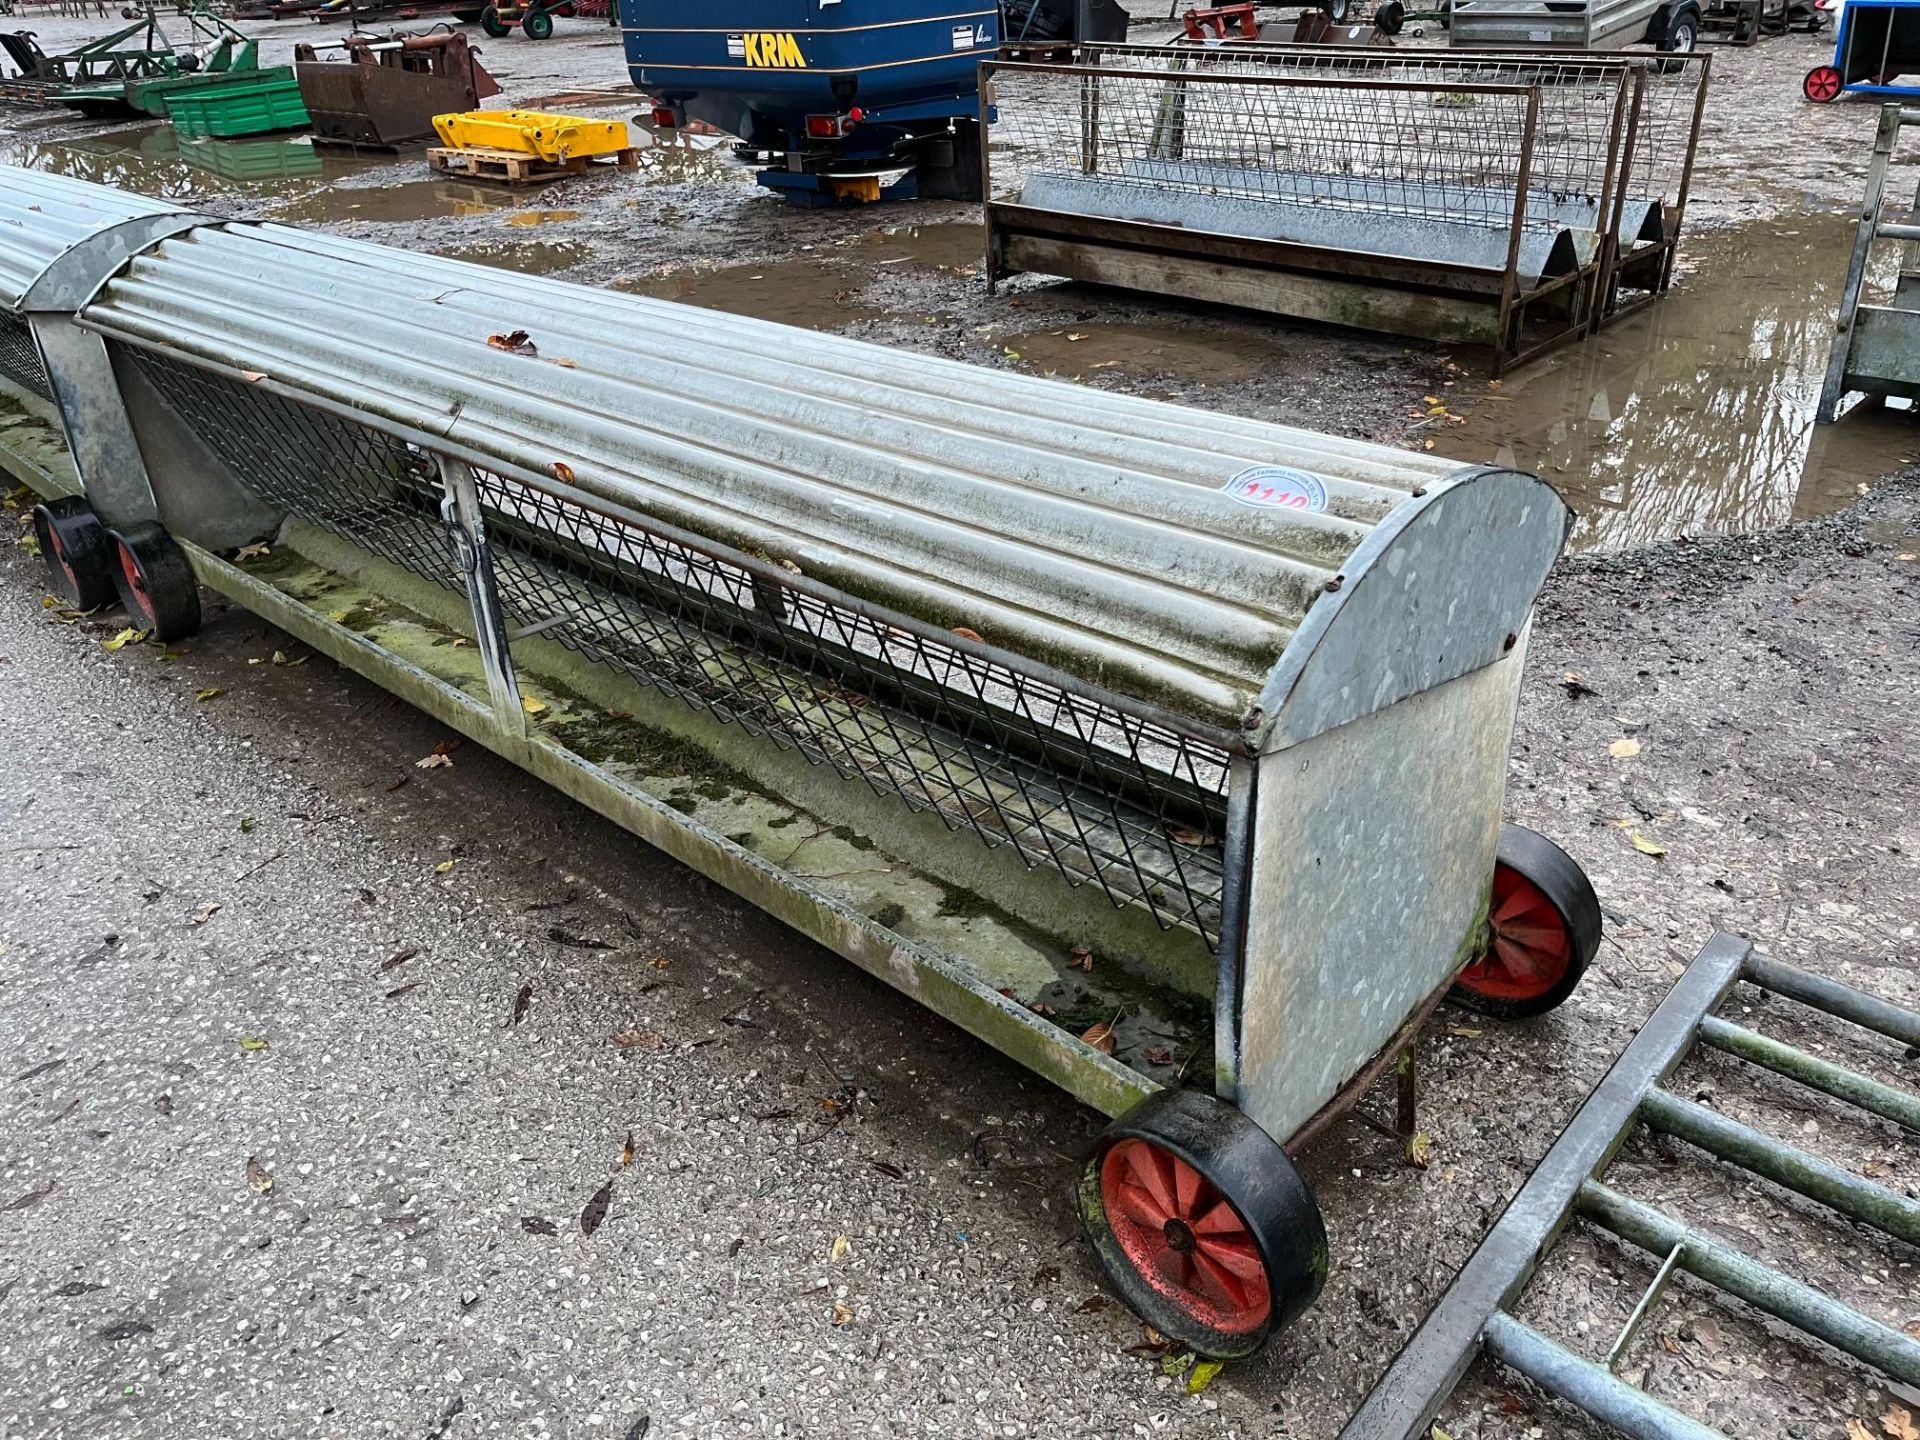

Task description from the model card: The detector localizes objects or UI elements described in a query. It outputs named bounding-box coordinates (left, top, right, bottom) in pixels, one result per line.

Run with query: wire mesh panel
left=988, top=63, right=1552, bottom=279
left=126, top=348, right=462, bottom=590
left=0, top=313, right=50, bottom=401
left=468, top=467, right=1236, bottom=946
left=1064, top=47, right=1631, bottom=228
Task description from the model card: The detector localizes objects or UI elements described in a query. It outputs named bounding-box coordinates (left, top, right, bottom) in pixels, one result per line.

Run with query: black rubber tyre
left=1657, top=7, right=1699, bottom=51
left=107, top=522, right=201, bottom=642
left=1320, top=0, right=1352, bottom=19
left=1077, top=1089, right=1326, bottom=1359
left=1375, top=0, right=1406, bottom=33
left=480, top=6, right=512, bottom=36
left=31, top=496, right=117, bottom=611
left=523, top=8, right=554, bottom=38
left=1450, top=823, right=1601, bottom=1020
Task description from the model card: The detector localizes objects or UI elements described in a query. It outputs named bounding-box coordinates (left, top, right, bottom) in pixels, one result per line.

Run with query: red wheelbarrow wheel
left=1451, top=823, right=1601, bottom=1019
left=1077, top=1089, right=1326, bottom=1358
left=31, top=496, right=117, bottom=611
left=1805, top=64, right=1843, bottom=102
left=108, top=522, right=202, bottom=643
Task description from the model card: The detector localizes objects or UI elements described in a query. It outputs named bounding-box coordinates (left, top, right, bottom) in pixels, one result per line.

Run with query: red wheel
left=1100, top=1139, right=1270, bottom=1334
left=31, top=497, right=116, bottom=611
left=108, top=522, right=202, bottom=642
left=1452, top=824, right=1600, bottom=1019
left=1805, top=64, right=1843, bottom=102
left=1077, top=1089, right=1324, bottom=1358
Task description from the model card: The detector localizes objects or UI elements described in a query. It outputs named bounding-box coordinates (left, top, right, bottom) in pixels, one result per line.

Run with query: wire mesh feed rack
left=1076, top=41, right=1711, bottom=324
left=982, top=46, right=1708, bottom=372
left=2, top=166, right=1602, bottom=1359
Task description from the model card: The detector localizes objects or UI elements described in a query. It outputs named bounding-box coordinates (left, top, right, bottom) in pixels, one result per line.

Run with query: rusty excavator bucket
left=293, top=27, right=498, bottom=150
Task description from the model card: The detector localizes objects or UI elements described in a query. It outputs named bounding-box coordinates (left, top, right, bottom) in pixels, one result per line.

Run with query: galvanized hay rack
left=1820, top=101, right=1920, bottom=422
left=982, top=43, right=1708, bottom=372
left=0, top=168, right=1601, bottom=1358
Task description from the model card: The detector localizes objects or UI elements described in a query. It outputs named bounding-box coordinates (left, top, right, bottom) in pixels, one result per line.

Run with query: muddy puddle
left=0, top=122, right=386, bottom=199
left=436, top=240, right=595, bottom=275
left=1435, top=213, right=1920, bottom=551
left=625, top=256, right=884, bottom=328
left=1003, top=321, right=1291, bottom=384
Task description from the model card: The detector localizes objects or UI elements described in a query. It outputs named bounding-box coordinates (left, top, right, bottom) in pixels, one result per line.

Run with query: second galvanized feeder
left=0, top=169, right=1602, bottom=1358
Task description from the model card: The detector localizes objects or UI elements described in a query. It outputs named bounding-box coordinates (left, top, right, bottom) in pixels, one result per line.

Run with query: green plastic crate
left=166, top=72, right=309, bottom=138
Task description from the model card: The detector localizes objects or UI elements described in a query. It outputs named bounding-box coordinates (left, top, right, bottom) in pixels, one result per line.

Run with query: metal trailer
left=1805, top=0, right=1920, bottom=100
left=0, top=167, right=1605, bottom=1358
left=1067, top=41, right=1710, bottom=332
left=981, top=47, right=1707, bottom=373
left=1819, top=102, right=1920, bottom=421
left=1338, top=931, right=1920, bottom=1439
left=1446, top=0, right=1704, bottom=51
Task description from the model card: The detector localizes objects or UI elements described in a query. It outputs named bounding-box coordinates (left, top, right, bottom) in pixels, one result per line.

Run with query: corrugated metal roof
left=67, top=213, right=1463, bottom=725
left=0, top=168, right=187, bottom=312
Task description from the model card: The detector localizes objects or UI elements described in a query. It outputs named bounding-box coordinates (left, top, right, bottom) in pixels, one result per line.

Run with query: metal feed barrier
left=982, top=44, right=1708, bottom=373
left=0, top=167, right=1605, bottom=1358
left=1820, top=101, right=1920, bottom=421
left=1342, top=931, right=1920, bottom=1439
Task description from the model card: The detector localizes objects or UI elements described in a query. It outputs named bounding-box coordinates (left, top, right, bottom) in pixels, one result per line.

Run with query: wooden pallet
left=426, top=144, right=640, bottom=185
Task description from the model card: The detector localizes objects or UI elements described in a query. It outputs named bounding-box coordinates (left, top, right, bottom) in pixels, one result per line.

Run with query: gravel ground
left=3, top=8, right=1920, bottom=1439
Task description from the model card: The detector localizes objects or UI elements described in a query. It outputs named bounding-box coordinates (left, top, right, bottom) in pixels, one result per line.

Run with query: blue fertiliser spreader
left=620, top=0, right=999, bottom=205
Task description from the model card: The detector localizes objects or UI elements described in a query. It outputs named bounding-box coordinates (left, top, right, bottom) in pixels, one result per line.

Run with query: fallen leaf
left=415, top=752, right=454, bottom=770
left=830, top=1300, right=855, bottom=1326
left=612, top=1028, right=663, bottom=1050
left=379, top=947, right=419, bottom=973
left=521, top=1216, right=557, bottom=1236
left=552, top=461, right=575, bottom=484
left=1075, top=1294, right=1110, bottom=1314
left=385, top=981, right=423, bottom=1000
left=434, top=859, right=456, bottom=875
left=1905, top=1318, right=1920, bottom=1340
left=239, top=817, right=255, bottom=833
left=1561, top=671, right=1598, bottom=699
left=194, top=687, right=225, bottom=703
left=1689, top=1316, right=1721, bottom=1354
left=551, top=356, right=579, bottom=368
left=1068, top=945, right=1095, bottom=973
left=830, top=1234, right=850, bottom=1263
left=101, top=627, right=147, bottom=652
left=579, top=1177, right=615, bottom=1237
left=1430, top=1428, right=1454, bottom=1440
left=487, top=329, right=538, bottom=356
left=1446, top=1026, right=1482, bottom=1038
left=1608, top=737, right=1641, bottom=759
left=238, top=1037, right=269, bottom=1052
left=240, top=369, right=268, bottom=383
left=507, top=983, right=533, bottom=1027
left=1080, top=1020, right=1116, bottom=1055
left=271, top=650, right=305, bottom=667
left=1850, top=1421, right=1877, bottom=1440
left=870, top=1160, right=905, bottom=1180
left=1407, top=1132, right=1433, bottom=1170
left=1883, top=1407, right=1919, bottom=1440
left=1624, top=828, right=1668, bottom=857
left=619, top=1130, right=635, bottom=1168
left=646, top=955, right=671, bottom=970
left=235, top=543, right=271, bottom=561
left=1144, top=1045, right=1175, bottom=1066
left=522, top=695, right=548, bottom=716
left=951, top=626, right=983, bottom=643
left=1066, top=331, right=1088, bottom=341
left=245, top=1156, right=274, bottom=1195
left=1167, top=826, right=1215, bottom=847
left=1186, top=1359, right=1223, bottom=1395
left=191, top=902, right=221, bottom=926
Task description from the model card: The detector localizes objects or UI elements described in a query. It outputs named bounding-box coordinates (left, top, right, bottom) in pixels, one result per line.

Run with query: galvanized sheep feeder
left=0, top=168, right=1602, bottom=1357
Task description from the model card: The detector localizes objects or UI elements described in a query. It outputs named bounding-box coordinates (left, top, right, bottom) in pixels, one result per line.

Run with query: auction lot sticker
left=1222, top=465, right=1329, bottom=513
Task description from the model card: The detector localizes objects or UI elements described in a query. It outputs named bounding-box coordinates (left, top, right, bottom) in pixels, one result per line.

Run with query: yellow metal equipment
left=431, top=109, right=628, bottom=162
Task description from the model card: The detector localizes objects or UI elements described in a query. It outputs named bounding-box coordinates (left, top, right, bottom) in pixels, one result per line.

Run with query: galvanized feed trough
left=0, top=167, right=1602, bottom=1357
left=983, top=44, right=1708, bottom=372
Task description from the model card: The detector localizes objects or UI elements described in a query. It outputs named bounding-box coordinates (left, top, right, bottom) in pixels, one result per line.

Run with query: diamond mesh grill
left=130, top=346, right=1234, bottom=946
left=0, top=314, right=50, bottom=401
